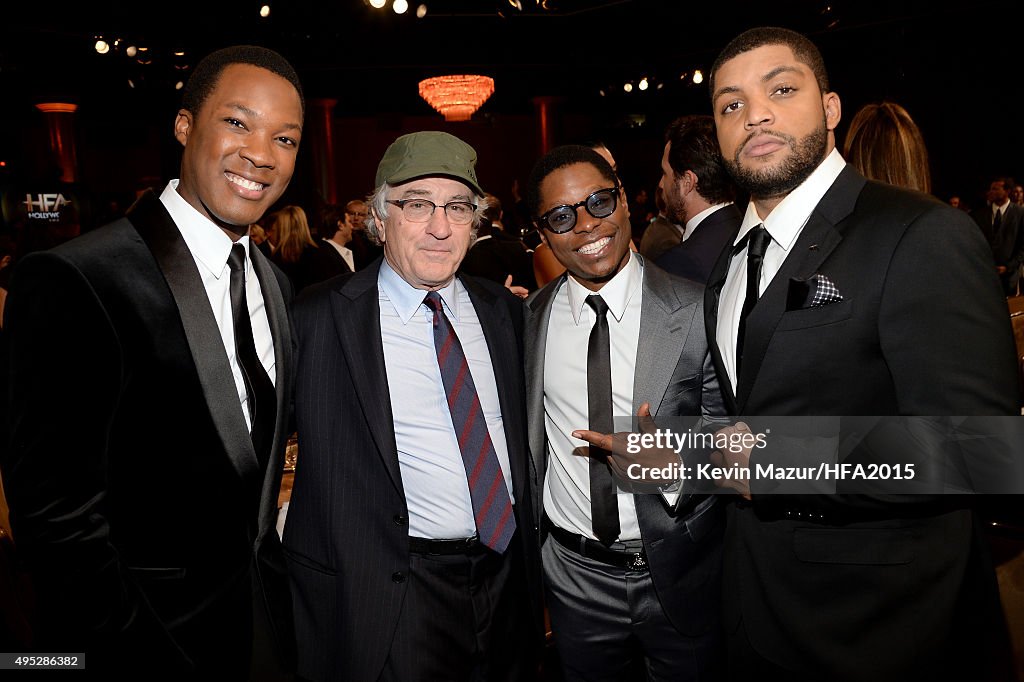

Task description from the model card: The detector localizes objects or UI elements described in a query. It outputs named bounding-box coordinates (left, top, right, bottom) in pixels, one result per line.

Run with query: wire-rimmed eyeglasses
left=386, top=198, right=477, bottom=225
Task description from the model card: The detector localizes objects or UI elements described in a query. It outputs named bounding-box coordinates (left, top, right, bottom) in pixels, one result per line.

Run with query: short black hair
left=181, top=45, right=304, bottom=117
left=664, top=115, right=736, bottom=205
left=526, top=145, right=617, bottom=218
left=710, top=27, right=829, bottom=99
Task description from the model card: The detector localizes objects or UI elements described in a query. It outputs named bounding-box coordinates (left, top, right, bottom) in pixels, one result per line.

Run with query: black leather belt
left=409, top=535, right=487, bottom=555
left=548, top=525, right=648, bottom=571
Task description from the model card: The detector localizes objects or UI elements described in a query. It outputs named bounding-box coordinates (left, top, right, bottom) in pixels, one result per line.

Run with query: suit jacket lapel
left=705, top=244, right=738, bottom=413
left=634, top=258, right=699, bottom=415
left=460, top=276, right=530, bottom=509
left=735, top=165, right=864, bottom=411
left=331, top=261, right=404, bottom=495
left=524, top=274, right=564, bottom=522
left=130, top=192, right=260, bottom=484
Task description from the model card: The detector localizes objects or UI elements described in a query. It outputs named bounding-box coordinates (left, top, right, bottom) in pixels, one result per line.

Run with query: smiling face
left=174, top=63, right=303, bottom=238
left=712, top=44, right=840, bottom=211
left=538, top=162, right=631, bottom=292
left=376, top=177, right=476, bottom=291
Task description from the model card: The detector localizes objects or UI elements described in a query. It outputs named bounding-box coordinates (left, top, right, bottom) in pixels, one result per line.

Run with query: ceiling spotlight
left=136, top=47, right=151, bottom=65
left=95, top=39, right=110, bottom=55
left=128, top=79, right=135, bottom=89
left=126, top=45, right=138, bottom=58
left=369, top=0, right=386, bottom=7
left=394, top=0, right=409, bottom=13
left=175, top=81, right=184, bottom=90
left=598, top=89, right=606, bottom=97
left=260, top=4, right=271, bottom=17
left=623, top=82, right=633, bottom=93
left=508, top=0, right=523, bottom=9
left=692, top=69, right=704, bottom=84
left=656, top=82, right=664, bottom=90
left=638, top=77, right=649, bottom=91
left=416, top=3, right=427, bottom=17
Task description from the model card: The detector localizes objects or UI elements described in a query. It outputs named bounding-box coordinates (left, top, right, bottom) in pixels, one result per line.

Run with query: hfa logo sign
left=23, top=193, right=72, bottom=221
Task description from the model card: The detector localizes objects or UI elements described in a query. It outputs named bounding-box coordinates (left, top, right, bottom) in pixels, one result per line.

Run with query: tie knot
left=746, top=225, right=771, bottom=259
left=423, top=291, right=444, bottom=313
left=585, top=294, right=609, bottom=319
left=228, top=243, right=246, bottom=273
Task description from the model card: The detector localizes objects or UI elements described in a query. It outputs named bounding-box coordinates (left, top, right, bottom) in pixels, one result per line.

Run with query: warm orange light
left=35, top=103, right=78, bottom=114
left=418, top=75, right=494, bottom=122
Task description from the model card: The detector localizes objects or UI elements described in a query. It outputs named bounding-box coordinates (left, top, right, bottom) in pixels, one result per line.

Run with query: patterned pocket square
left=787, top=273, right=844, bottom=310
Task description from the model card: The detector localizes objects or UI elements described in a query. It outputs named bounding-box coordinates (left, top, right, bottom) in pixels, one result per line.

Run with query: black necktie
left=585, top=294, right=620, bottom=546
left=736, top=225, right=772, bottom=374
left=227, top=244, right=276, bottom=469
left=994, top=209, right=1003, bottom=231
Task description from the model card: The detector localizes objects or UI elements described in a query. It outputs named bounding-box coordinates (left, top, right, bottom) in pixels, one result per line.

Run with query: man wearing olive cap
left=283, top=131, right=542, bottom=681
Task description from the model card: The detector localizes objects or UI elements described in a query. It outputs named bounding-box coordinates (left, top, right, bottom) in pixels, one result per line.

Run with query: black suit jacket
left=304, top=239, right=353, bottom=288
left=524, top=258, right=726, bottom=637
left=705, top=165, right=1020, bottom=680
left=0, top=191, right=296, bottom=676
left=459, top=229, right=537, bottom=291
left=283, top=261, right=542, bottom=682
left=972, top=202, right=1024, bottom=294
left=655, top=203, right=741, bottom=285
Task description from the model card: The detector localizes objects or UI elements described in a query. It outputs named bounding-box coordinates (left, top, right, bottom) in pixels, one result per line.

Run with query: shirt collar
left=378, top=257, right=462, bottom=325
left=564, top=250, right=642, bottom=326
left=734, top=147, right=847, bottom=251
left=160, top=180, right=249, bottom=278
left=686, top=202, right=733, bottom=235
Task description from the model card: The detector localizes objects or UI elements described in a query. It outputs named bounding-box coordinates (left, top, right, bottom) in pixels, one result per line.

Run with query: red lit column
left=35, top=103, right=79, bottom=183
left=531, top=96, right=564, bottom=157
left=307, top=98, right=338, bottom=205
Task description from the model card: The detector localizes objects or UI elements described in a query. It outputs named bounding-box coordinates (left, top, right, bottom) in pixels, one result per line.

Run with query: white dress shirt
left=378, top=260, right=514, bottom=540
left=682, top=202, right=734, bottom=242
left=323, top=238, right=355, bottom=271
left=159, top=180, right=276, bottom=432
left=717, top=148, right=846, bottom=393
left=543, top=252, right=644, bottom=541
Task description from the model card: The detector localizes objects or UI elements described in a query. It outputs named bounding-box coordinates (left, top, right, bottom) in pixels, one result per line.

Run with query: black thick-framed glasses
left=386, top=198, right=477, bottom=225
left=536, top=185, right=621, bottom=234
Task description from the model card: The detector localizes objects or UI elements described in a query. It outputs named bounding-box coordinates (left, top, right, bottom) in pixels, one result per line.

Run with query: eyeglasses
left=536, top=185, right=620, bottom=234
left=386, top=198, right=477, bottom=225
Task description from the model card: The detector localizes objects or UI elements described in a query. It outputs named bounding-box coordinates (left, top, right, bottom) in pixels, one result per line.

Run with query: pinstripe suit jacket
left=283, top=259, right=541, bottom=681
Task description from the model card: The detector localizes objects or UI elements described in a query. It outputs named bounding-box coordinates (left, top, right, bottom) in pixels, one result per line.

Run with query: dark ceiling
left=1, top=0, right=1021, bottom=200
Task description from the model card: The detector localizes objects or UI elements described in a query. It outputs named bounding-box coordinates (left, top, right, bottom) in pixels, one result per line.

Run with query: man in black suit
left=0, top=46, right=303, bottom=677
left=971, top=176, right=1024, bottom=295
left=284, top=131, right=541, bottom=681
left=655, top=115, right=741, bottom=285
left=459, top=193, right=537, bottom=291
left=305, top=203, right=355, bottom=286
left=704, top=27, right=1020, bottom=681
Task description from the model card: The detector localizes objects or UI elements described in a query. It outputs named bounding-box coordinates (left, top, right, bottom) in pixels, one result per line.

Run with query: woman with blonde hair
left=268, top=204, right=319, bottom=291
left=843, top=101, right=932, bottom=194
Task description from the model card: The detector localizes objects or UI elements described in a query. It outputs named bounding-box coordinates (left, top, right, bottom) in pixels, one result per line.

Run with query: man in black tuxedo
left=655, top=115, right=742, bottom=285
left=971, top=176, right=1024, bottom=295
left=704, top=27, right=1020, bottom=681
left=0, top=46, right=303, bottom=677
left=284, top=131, right=541, bottom=681
left=305, top=203, right=355, bottom=286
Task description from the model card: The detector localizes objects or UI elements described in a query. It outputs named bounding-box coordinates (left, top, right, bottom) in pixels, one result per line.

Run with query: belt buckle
left=626, top=551, right=647, bottom=571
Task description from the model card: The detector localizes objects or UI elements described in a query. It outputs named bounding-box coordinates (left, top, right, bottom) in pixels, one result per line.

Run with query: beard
left=725, top=120, right=828, bottom=200
left=664, top=184, right=686, bottom=225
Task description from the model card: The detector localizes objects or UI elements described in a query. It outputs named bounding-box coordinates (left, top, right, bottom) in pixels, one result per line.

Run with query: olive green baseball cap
left=374, top=131, right=484, bottom=197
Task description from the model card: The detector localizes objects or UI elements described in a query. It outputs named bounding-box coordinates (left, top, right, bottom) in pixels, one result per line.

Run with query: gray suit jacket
left=523, top=255, right=725, bottom=636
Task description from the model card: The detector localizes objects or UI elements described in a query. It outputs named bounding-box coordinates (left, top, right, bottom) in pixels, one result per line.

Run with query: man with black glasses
left=523, top=144, right=726, bottom=681
left=284, top=131, right=541, bottom=681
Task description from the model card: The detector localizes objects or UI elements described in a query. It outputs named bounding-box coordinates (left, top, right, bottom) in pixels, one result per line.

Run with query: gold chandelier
left=418, top=75, right=495, bottom=122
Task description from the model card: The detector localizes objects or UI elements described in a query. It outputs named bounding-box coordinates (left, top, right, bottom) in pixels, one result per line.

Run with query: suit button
left=392, top=571, right=406, bottom=583
left=393, top=515, right=408, bottom=526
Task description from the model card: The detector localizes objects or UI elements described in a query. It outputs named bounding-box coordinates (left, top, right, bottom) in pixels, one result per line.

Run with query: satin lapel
left=735, top=165, right=863, bottom=411
left=461, top=276, right=528, bottom=506
left=129, top=192, right=259, bottom=483
left=704, top=240, right=738, bottom=412
left=634, top=260, right=696, bottom=414
left=523, top=274, right=563, bottom=522
left=331, top=263, right=403, bottom=495
left=249, top=246, right=292, bottom=525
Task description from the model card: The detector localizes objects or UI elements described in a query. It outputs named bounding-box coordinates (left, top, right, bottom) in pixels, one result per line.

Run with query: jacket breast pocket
left=776, top=299, right=853, bottom=331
